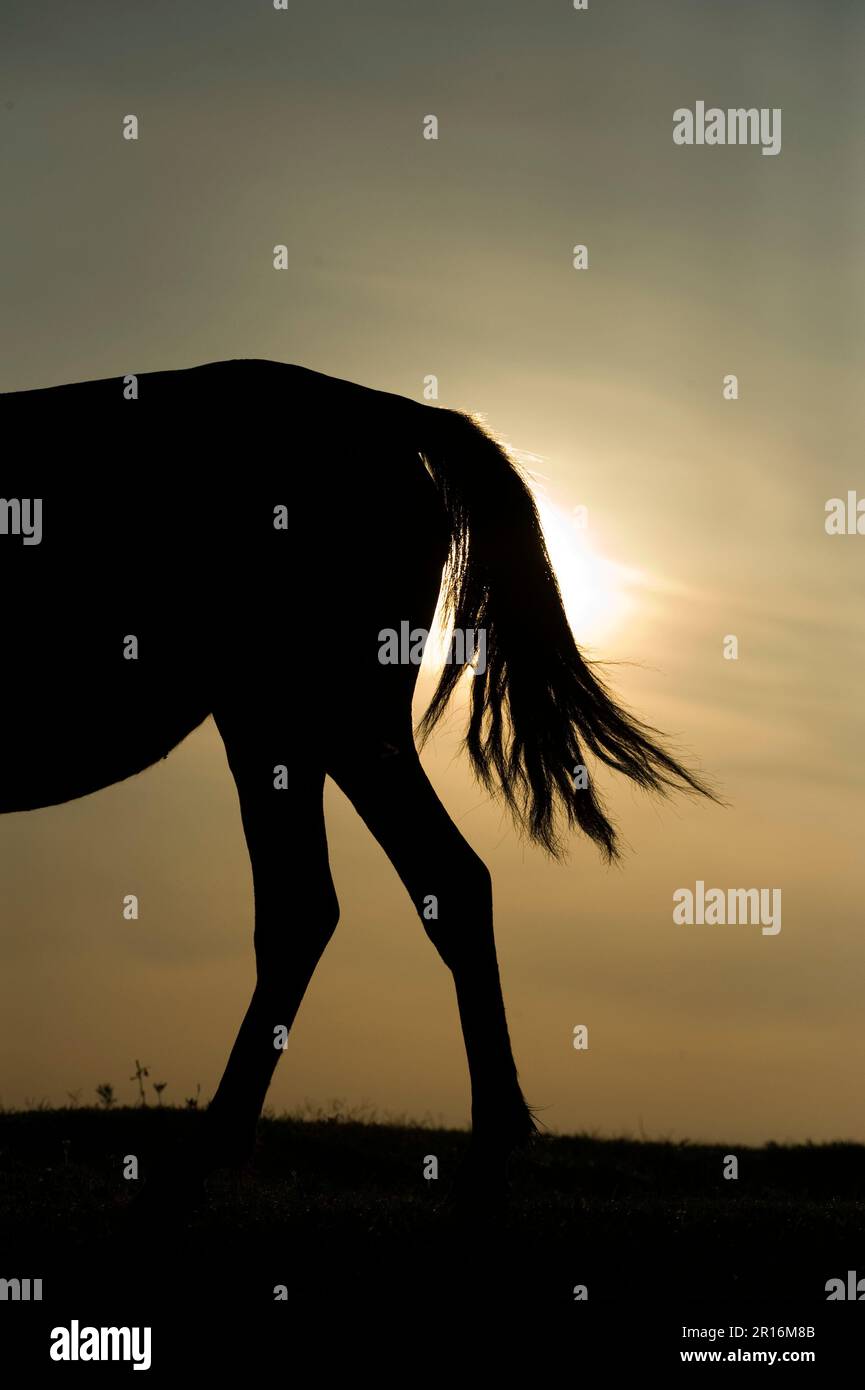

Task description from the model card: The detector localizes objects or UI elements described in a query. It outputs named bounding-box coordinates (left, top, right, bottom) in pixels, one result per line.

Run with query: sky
left=1, top=0, right=863, bottom=1142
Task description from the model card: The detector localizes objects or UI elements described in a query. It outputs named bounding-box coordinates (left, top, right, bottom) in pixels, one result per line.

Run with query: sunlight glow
left=419, top=484, right=644, bottom=689
left=532, top=492, right=638, bottom=648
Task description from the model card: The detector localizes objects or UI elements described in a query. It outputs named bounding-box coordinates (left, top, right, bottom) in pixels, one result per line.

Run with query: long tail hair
left=416, top=407, right=718, bottom=860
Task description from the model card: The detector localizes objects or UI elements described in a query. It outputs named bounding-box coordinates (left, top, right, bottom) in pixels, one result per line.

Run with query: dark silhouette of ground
left=2, top=1106, right=864, bottom=1295
left=2, top=1106, right=863, bottom=1368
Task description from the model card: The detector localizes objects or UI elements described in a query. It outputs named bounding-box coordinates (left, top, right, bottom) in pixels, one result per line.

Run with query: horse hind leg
left=328, top=733, right=539, bottom=1199
left=203, top=704, right=340, bottom=1169
left=123, top=704, right=338, bottom=1222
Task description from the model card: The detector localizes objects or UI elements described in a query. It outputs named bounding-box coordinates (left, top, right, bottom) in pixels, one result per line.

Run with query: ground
left=1, top=1105, right=863, bottom=1369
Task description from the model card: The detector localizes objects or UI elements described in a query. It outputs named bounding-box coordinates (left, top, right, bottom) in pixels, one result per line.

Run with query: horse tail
left=416, top=407, right=718, bottom=861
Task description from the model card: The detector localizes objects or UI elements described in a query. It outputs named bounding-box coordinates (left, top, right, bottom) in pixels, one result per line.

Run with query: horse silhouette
left=1, top=359, right=714, bottom=1203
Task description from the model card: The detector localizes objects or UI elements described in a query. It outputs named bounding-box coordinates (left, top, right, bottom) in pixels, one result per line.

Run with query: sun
left=532, top=492, right=637, bottom=647
left=418, top=485, right=640, bottom=686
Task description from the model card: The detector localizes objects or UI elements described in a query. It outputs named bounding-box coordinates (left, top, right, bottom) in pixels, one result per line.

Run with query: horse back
left=1, top=360, right=449, bottom=810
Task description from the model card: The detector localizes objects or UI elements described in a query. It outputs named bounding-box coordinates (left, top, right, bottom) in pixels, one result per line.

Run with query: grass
left=1, top=1102, right=863, bottom=1313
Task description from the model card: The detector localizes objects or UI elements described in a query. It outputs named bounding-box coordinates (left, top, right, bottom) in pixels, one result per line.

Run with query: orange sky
left=1, top=0, right=863, bottom=1142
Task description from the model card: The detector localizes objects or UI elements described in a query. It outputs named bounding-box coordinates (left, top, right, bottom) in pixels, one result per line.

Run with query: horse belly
left=1, top=501, right=211, bottom=812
